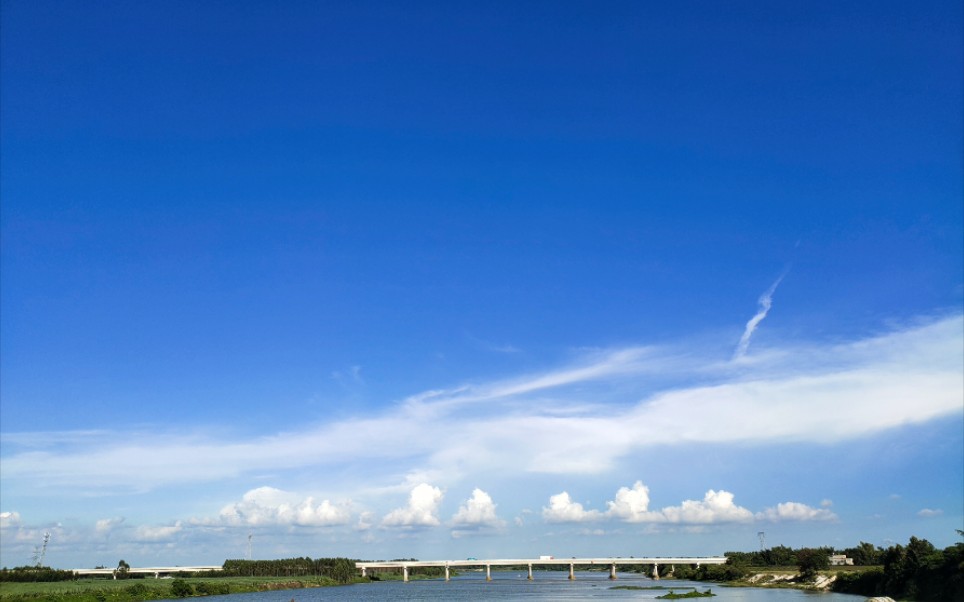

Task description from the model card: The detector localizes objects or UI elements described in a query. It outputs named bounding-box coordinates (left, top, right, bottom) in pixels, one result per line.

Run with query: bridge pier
left=609, top=563, right=617, bottom=580
left=445, top=565, right=450, bottom=581
left=403, top=566, right=409, bottom=583
left=527, top=564, right=533, bottom=580
left=652, top=563, right=659, bottom=580
left=485, top=564, right=491, bottom=581
left=568, top=563, right=575, bottom=580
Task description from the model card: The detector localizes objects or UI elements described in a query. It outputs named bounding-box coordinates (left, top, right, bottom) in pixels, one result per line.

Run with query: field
left=0, top=575, right=358, bottom=602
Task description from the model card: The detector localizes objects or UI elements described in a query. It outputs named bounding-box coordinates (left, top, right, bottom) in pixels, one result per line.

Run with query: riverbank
left=0, top=575, right=364, bottom=602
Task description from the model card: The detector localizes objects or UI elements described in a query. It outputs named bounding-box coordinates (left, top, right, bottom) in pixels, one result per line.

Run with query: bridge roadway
left=72, top=566, right=223, bottom=579
left=356, top=556, right=727, bottom=582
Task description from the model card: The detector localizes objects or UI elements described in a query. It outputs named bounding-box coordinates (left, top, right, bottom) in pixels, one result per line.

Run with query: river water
left=188, top=571, right=866, bottom=601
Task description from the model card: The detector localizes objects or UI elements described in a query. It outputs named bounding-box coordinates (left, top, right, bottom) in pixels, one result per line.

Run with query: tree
left=796, top=548, right=829, bottom=581
left=841, top=541, right=882, bottom=566
left=115, top=559, right=130, bottom=580
left=330, top=557, right=356, bottom=584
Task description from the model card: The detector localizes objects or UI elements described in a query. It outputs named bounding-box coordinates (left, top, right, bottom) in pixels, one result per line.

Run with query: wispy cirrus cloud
left=1, top=314, right=960, bottom=497
left=734, top=271, right=788, bottom=360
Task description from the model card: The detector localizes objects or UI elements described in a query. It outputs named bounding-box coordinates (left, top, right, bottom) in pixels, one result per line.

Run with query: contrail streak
left=734, top=272, right=787, bottom=360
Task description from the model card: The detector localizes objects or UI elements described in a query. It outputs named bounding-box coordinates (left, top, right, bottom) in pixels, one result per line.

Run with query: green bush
left=125, top=582, right=150, bottom=596
left=195, top=581, right=230, bottom=595
left=832, top=567, right=884, bottom=596
left=170, top=578, right=193, bottom=597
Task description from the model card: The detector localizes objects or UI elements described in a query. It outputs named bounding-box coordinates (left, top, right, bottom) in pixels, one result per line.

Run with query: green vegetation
left=831, top=535, right=964, bottom=601
left=794, top=547, right=830, bottom=581
left=0, top=575, right=363, bottom=602
left=0, top=556, right=365, bottom=602
left=222, top=557, right=356, bottom=583
left=672, top=533, right=964, bottom=602
left=0, top=567, right=76, bottom=583
left=657, top=590, right=714, bottom=599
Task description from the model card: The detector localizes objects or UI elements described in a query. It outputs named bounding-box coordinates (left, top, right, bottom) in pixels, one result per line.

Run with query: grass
left=0, top=575, right=362, bottom=601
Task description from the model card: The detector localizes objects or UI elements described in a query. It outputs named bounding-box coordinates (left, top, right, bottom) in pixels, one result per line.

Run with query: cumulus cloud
left=542, top=492, right=602, bottom=523
left=135, top=522, right=183, bottom=542
left=554, top=482, right=830, bottom=525
left=451, top=488, right=505, bottom=529
left=217, top=486, right=350, bottom=527
left=601, top=484, right=753, bottom=524
left=606, top=481, right=652, bottom=522
left=918, top=508, right=943, bottom=517
left=648, top=490, right=754, bottom=524
left=95, top=517, right=125, bottom=535
left=757, top=502, right=837, bottom=522
left=0, top=511, right=21, bottom=528
left=382, top=483, right=443, bottom=527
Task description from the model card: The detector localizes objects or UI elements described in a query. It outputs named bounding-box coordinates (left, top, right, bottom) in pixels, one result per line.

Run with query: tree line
left=221, top=557, right=356, bottom=583
left=675, top=534, right=962, bottom=602
left=0, top=566, right=77, bottom=582
left=830, top=535, right=963, bottom=601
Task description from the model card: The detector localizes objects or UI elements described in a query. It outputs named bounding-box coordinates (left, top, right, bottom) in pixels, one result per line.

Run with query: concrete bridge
left=356, top=556, right=726, bottom=582
left=72, top=566, right=223, bottom=579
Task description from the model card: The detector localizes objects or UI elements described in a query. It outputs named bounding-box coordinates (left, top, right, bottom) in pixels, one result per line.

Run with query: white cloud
left=542, top=492, right=601, bottom=523
left=547, top=484, right=787, bottom=525
left=757, top=502, right=837, bottom=522
left=217, top=486, right=350, bottom=527
left=134, top=522, right=183, bottom=542
left=451, top=488, right=505, bottom=529
left=95, top=517, right=125, bottom=535
left=569, top=482, right=833, bottom=525
left=0, top=511, right=21, bottom=528
left=1, top=315, right=960, bottom=502
left=355, top=511, right=374, bottom=531
left=382, top=483, right=442, bottom=527
left=734, top=272, right=786, bottom=359
left=649, top=490, right=754, bottom=524
left=606, top=481, right=652, bottom=522
left=918, top=508, right=943, bottom=517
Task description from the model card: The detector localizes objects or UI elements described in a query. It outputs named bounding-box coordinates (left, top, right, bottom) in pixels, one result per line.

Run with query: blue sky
left=1, top=0, right=961, bottom=569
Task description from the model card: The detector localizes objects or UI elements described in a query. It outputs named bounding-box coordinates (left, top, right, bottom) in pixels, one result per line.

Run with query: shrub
left=170, top=578, right=193, bottom=597
left=125, top=582, right=150, bottom=596
left=195, top=581, right=230, bottom=595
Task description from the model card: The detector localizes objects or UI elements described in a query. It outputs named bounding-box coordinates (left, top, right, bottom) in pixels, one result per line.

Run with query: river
left=186, top=571, right=866, bottom=601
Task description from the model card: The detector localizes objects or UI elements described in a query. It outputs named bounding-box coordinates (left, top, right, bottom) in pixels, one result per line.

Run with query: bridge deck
left=357, top=556, right=726, bottom=582
left=72, top=566, right=223, bottom=577
left=357, top=556, right=725, bottom=569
